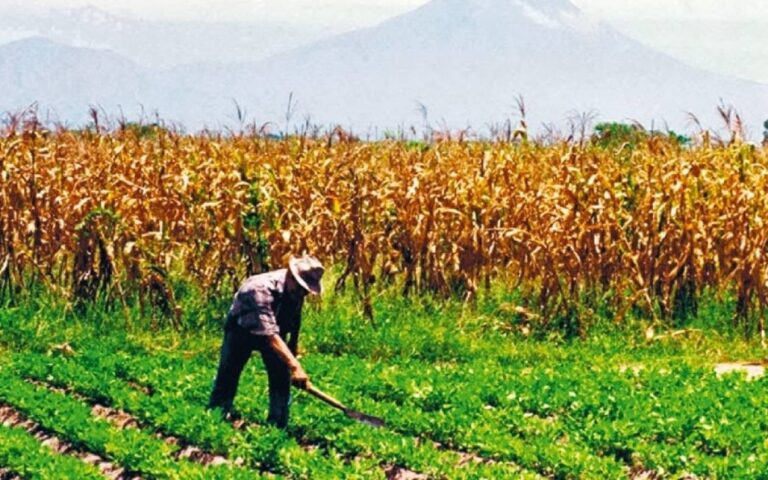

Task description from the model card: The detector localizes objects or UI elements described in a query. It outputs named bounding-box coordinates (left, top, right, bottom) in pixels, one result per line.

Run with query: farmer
left=207, top=255, right=324, bottom=428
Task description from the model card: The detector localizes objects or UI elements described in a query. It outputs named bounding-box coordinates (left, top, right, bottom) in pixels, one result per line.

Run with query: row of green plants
left=0, top=372, right=258, bottom=479
left=2, top=291, right=767, bottom=479
left=0, top=424, right=103, bottom=480
left=305, top=352, right=768, bottom=478
left=11, top=350, right=382, bottom=479
left=59, top=332, right=768, bottom=479
left=10, top=347, right=539, bottom=479
left=107, top=345, right=621, bottom=478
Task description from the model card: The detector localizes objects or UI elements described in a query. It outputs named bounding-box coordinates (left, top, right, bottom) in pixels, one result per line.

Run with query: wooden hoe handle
left=304, top=384, right=348, bottom=412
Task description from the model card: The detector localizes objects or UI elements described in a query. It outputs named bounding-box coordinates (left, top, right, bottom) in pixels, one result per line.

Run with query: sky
left=2, top=0, right=767, bottom=83
left=3, top=0, right=767, bottom=26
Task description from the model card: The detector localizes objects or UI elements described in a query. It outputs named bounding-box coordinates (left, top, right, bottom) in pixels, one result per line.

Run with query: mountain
left=0, top=0, right=766, bottom=133
left=0, top=6, right=326, bottom=67
left=0, top=37, right=147, bottom=124
left=175, top=0, right=765, bottom=132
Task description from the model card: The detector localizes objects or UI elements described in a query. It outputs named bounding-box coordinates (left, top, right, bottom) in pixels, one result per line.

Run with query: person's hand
left=291, top=364, right=310, bottom=390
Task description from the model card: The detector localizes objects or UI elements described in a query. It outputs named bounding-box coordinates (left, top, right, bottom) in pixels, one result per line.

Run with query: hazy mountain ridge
left=166, top=0, right=766, bottom=132
left=0, top=37, right=149, bottom=124
left=0, top=0, right=766, bottom=133
left=0, top=6, right=325, bottom=67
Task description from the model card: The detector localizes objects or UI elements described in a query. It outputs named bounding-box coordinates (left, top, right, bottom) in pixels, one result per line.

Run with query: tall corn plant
left=2, top=115, right=768, bottom=335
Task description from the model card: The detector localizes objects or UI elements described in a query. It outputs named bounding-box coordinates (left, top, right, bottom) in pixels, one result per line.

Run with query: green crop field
left=1, top=287, right=767, bottom=480
left=2, top=124, right=768, bottom=478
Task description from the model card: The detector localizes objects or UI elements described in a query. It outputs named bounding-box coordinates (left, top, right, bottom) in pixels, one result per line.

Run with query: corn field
left=2, top=119, right=768, bottom=333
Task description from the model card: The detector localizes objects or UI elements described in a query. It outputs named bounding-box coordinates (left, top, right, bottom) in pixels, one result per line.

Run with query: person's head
left=286, top=255, right=324, bottom=298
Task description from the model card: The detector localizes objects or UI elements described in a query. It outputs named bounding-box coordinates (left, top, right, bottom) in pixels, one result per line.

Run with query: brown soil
left=384, top=465, right=428, bottom=480
left=0, top=468, right=22, bottom=480
left=631, top=467, right=699, bottom=480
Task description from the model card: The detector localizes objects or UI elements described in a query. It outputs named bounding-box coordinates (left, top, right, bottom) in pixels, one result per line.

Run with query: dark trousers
left=207, top=314, right=292, bottom=428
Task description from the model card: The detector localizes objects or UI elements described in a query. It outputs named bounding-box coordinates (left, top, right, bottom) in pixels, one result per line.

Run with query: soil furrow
left=0, top=468, right=22, bottom=480
left=0, top=404, right=128, bottom=480
left=384, top=464, right=427, bottom=480
left=26, top=381, right=230, bottom=467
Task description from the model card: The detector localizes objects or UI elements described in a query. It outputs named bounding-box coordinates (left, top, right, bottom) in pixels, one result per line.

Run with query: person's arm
left=287, top=311, right=301, bottom=356
left=268, top=334, right=310, bottom=389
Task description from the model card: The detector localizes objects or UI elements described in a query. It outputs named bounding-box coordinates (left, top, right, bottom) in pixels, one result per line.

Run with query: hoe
left=300, top=383, right=385, bottom=428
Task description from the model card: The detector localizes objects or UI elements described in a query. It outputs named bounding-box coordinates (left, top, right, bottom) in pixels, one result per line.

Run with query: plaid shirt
left=228, top=269, right=303, bottom=346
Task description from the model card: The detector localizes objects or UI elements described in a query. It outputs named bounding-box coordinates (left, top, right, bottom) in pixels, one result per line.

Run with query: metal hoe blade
left=304, top=384, right=386, bottom=428
left=345, top=409, right=386, bottom=428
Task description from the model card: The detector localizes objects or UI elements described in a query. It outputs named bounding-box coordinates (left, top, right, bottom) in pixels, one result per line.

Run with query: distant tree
left=120, top=122, right=162, bottom=139
left=763, top=119, right=768, bottom=147
left=592, top=122, right=690, bottom=149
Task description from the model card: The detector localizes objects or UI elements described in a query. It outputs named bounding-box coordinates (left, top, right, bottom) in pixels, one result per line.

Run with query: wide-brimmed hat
left=288, top=255, right=324, bottom=295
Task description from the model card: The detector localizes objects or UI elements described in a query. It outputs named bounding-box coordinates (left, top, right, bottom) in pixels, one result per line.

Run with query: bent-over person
left=207, top=255, right=324, bottom=428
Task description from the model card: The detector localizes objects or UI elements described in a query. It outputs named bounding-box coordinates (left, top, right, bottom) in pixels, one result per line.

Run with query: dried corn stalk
left=2, top=115, right=767, bottom=333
